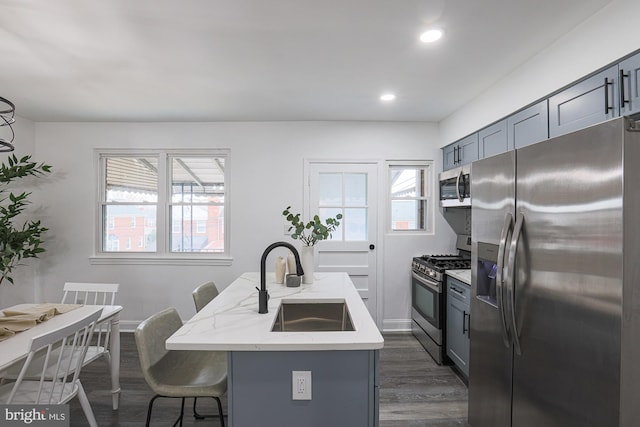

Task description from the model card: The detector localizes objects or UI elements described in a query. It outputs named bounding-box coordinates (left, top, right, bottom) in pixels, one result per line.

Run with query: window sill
left=89, top=255, right=233, bottom=266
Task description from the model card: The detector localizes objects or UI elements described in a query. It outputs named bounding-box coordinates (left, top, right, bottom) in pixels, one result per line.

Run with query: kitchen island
left=166, top=272, right=384, bottom=427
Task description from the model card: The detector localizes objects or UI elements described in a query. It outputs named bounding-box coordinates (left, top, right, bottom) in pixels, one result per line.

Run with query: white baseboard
left=118, top=320, right=141, bottom=333
left=381, top=318, right=412, bottom=332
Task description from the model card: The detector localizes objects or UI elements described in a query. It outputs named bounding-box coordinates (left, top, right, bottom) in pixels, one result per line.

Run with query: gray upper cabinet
left=442, top=143, right=457, bottom=170
left=619, top=52, right=640, bottom=116
left=507, top=100, right=549, bottom=150
left=548, top=65, right=619, bottom=138
left=459, top=133, right=479, bottom=164
left=442, top=133, right=478, bottom=171
left=441, top=50, right=640, bottom=173
left=479, top=119, right=507, bottom=159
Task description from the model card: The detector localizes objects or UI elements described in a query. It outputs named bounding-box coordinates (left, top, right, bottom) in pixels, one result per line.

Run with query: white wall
left=440, top=0, right=640, bottom=145
left=22, top=120, right=456, bottom=331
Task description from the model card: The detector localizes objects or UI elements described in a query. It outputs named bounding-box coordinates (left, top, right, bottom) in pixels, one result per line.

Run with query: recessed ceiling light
left=380, top=93, right=396, bottom=101
left=420, top=29, right=443, bottom=43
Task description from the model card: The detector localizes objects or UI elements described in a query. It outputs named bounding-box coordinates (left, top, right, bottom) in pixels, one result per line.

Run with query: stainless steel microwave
left=439, top=165, right=471, bottom=207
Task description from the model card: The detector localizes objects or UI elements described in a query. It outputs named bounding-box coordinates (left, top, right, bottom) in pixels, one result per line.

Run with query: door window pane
left=319, top=173, right=342, bottom=205
left=344, top=208, right=367, bottom=241
left=345, top=173, right=367, bottom=206
left=318, top=207, right=343, bottom=241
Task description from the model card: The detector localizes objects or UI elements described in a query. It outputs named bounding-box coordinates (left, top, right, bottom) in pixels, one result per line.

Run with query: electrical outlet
left=292, top=370, right=312, bottom=400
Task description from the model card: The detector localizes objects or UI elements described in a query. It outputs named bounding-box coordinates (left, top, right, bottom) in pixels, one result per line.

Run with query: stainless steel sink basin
left=271, top=300, right=355, bottom=332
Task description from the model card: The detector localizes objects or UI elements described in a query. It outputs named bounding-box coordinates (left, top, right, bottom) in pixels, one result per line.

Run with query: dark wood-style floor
left=70, top=332, right=469, bottom=426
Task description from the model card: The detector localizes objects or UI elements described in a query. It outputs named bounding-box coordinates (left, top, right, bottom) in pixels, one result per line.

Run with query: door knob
left=369, top=244, right=375, bottom=250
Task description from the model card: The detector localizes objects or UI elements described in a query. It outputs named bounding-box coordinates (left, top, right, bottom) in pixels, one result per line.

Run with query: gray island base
left=230, top=350, right=379, bottom=426
left=166, top=272, right=384, bottom=427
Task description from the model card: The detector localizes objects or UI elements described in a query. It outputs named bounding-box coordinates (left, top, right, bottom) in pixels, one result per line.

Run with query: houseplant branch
left=0, top=154, right=52, bottom=285
left=282, top=206, right=342, bottom=246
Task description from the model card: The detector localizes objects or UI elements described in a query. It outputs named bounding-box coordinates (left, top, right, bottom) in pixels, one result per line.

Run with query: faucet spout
left=259, top=241, right=304, bottom=314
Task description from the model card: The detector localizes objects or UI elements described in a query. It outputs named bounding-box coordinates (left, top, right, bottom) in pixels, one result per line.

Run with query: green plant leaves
left=282, top=207, right=342, bottom=246
left=0, top=155, right=52, bottom=285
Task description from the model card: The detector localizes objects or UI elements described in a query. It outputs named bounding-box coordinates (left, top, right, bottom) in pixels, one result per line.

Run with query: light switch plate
left=292, top=370, right=312, bottom=400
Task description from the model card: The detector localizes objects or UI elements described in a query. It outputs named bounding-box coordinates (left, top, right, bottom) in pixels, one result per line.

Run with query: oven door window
left=440, top=174, right=469, bottom=201
left=412, top=274, right=440, bottom=328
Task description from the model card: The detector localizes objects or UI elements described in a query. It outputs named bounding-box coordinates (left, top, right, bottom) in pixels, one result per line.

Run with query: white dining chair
left=61, top=282, right=119, bottom=367
left=0, top=308, right=102, bottom=427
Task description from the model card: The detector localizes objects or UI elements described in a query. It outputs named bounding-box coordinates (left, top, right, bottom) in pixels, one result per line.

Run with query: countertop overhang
left=446, top=269, right=471, bottom=285
left=166, top=272, right=384, bottom=351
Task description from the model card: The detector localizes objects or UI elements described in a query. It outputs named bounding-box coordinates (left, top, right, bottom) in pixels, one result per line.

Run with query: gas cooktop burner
left=421, top=254, right=469, bottom=262
left=413, top=254, right=471, bottom=273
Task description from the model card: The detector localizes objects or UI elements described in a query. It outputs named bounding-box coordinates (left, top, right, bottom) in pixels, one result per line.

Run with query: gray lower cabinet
left=447, top=277, right=470, bottom=379
left=619, top=52, right=640, bottom=116
left=548, top=65, right=619, bottom=138
left=479, top=119, right=507, bottom=159
left=229, top=350, right=379, bottom=427
left=507, top=100, right=549, bottom=149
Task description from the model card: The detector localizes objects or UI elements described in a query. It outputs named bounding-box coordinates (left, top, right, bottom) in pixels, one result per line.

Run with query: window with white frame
left=388, top=161, right=432, bottom=232
left=98, top=150, right=229, bottom=257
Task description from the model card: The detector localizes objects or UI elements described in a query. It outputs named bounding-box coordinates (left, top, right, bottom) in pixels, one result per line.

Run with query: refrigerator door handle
left=496, top=213, right=513, bottom=348
left=507, top=211, right=524, bottom=356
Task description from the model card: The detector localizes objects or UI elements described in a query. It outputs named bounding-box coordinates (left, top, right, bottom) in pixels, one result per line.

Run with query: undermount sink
left=271, top=299, right=355, bottom=332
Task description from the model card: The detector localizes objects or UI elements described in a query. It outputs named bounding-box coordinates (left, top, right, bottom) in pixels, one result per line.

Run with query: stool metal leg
left=192, top=396, right=226, bottom=426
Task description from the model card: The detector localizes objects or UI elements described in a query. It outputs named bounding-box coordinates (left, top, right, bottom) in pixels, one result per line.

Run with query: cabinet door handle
left=467, top=313, right=471, bottom=338
left=454, top=146, right=459, bottom=164
left=604, top=77, right=613, bottom=114
left=620, top=69, right=630, bottom=106
left=463, top=310, right=469, bottom=335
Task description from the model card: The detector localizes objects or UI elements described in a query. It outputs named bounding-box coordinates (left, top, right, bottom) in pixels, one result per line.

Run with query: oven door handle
left=412, top=271, right=441, bottom=293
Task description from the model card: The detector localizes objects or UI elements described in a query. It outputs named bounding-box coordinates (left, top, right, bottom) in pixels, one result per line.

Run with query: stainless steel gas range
left=411, top=235, right=471, bottom=364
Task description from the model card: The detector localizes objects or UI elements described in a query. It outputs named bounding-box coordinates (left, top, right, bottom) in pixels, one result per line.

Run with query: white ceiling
left=0, top=0, right=612, bottom=123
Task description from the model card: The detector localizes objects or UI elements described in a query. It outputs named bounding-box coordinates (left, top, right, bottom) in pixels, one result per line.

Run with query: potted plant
left=0, top=154, right=52, bottom=285
left=282, top=206, right=342, bottom=283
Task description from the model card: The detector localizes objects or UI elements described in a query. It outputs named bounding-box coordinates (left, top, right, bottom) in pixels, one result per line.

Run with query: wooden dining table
left=0, top=303, right=124, bottom=410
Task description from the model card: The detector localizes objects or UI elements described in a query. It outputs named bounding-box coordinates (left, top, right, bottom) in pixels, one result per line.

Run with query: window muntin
left=99, top=151, right=229, bottom=257
left=388, top=163, right=431, bottom=232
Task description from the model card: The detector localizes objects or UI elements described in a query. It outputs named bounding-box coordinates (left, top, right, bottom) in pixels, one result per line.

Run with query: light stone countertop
left=446, top=269, right=471, bottom=285
left=166, top=272, right=384, bottom=351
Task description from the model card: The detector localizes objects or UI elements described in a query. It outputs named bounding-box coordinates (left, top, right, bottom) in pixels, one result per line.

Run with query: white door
left=306, top=161, right=379, bottom=323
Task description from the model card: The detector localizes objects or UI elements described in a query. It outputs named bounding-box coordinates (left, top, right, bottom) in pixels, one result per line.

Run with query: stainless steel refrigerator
left=469, top=116, right=640, bottom=427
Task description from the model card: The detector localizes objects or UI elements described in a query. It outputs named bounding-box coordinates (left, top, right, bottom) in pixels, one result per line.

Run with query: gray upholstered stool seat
left=135, top=307, right=227, bottom=427
left=192, top=281, right=220, bottom=312
left=147, top=350, right=227, bottom=397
